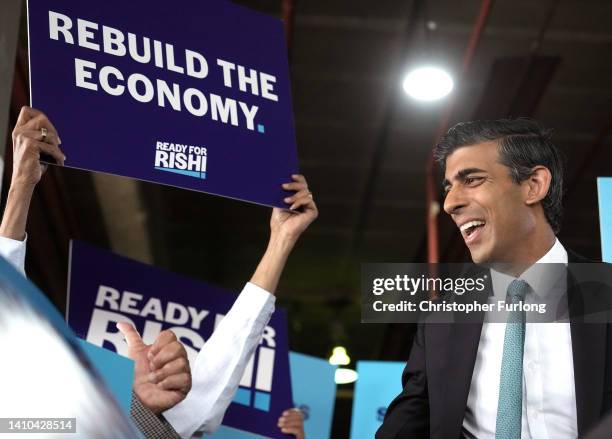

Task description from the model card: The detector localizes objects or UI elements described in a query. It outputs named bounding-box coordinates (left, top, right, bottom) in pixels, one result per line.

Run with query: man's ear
left=524, top=165, right=552, bottom=205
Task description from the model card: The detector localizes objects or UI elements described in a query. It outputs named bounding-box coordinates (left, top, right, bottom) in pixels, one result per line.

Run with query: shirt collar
left=490, top=238, right=568, bottom=300
left=534, top=238, right=568, bottom=265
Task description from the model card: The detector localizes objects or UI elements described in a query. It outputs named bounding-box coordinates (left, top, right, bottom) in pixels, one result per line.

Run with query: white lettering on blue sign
left=49, top=10, right=275, bottom=131
left=87, top=284, right=277, bottom=395
left=154, top=141, right=208, bottom=179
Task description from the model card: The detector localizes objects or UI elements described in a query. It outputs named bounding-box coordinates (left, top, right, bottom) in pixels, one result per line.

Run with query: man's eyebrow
left=442, top=167, right=487, bottom=190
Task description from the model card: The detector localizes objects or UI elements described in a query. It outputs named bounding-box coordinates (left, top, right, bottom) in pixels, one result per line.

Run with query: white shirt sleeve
left=163, top=282, right=275, bottom=438
left=0, top=235, right=27, bottom=275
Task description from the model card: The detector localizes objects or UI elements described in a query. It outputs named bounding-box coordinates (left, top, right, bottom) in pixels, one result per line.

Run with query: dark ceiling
left=5, top=0, right=612, bottom=436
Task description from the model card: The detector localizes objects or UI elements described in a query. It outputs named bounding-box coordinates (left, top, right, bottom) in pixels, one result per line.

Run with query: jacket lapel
left=437, top=269, right=489, bottom=437
left=441, top=320, right=484, bottom=437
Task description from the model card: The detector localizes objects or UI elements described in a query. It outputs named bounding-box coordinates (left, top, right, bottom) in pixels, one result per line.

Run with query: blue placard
left=211, top=425, right=267, bottom=439
left=350, top=361, right=405, bottom=439
left=66, top=240, right=292, bottom=438
left=27, top=0, right=298, bottom=208
left=0, top=255, right=141, bottom=437
left=289, top=352, right=337, bottom=439
left=598, top=178, right=612, bottom=263
left=210, top=352, right=337, bottom=439
left=77, top=338, right=135, bottom=416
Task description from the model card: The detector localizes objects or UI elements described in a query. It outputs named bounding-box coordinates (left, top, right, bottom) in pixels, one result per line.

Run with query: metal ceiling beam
left=282, top=0, right=296, bottom=60
left=337, top=0, right=430, bottom=362
left=425, top=0, right=494, bottom=264
left=338, top=0, right=426, bottom=285
left=296, top=15, right=612, bottom=45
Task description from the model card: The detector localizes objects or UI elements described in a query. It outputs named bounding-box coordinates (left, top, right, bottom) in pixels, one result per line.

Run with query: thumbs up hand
left=117, top=322, right=192, bottom=414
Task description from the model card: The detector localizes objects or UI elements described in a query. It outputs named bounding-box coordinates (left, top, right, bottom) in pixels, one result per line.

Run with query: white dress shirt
left=462, top=238, right=578, bottom=438
left=0, top=237, right=275, bottom=439
left=0, top=235, right=27, bottom=275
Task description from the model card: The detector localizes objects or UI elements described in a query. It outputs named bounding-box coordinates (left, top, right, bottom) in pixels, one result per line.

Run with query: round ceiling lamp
left=335, top=367, right=358, bottom=385
left=402, top=66, right=454, bottom=101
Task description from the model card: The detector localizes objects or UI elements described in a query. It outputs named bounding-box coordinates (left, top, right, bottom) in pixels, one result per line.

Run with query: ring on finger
left=40, top=127, right=47, bottom=141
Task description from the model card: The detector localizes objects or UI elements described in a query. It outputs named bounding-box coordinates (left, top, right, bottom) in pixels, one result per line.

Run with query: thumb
left=116, top=322, right=146, bottom=350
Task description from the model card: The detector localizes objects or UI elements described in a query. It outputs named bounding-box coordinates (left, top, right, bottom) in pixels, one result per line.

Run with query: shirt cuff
left=0, top=234, right=27, bottom=275
left=239, top=282, right=276, bottom=313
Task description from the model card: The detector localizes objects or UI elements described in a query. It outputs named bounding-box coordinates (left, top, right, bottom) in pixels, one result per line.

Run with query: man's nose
left=443, top=185, right=468, bottom=215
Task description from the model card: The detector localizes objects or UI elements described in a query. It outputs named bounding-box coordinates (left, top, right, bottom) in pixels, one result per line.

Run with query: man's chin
left=468, top=246, right=490, bottom=265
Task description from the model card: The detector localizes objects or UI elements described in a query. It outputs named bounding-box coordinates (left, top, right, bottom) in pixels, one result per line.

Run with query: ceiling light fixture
left=335, top=367, right=358, bottom=385
left=402, top=66, right=454, bottom=101
left=329, top=346, right=351, bottom=366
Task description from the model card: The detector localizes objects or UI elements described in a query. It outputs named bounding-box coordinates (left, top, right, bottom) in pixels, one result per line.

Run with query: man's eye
left=465, top=177, right=483, bottom=185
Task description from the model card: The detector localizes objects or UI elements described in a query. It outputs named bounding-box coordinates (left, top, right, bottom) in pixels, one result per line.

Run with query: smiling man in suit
left=376, top=119, right=612, bottom=439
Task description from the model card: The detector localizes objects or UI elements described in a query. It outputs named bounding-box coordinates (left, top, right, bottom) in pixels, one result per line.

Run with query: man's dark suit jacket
left=376, top=251, right=612, bottom=439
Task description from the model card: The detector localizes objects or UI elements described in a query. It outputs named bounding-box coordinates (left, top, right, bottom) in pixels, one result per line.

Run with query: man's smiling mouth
left=459, top=220, right=486, bottom=244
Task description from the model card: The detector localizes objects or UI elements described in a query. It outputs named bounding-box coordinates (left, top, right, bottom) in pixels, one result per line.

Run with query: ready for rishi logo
left=154, top=141, right=207, bottom=179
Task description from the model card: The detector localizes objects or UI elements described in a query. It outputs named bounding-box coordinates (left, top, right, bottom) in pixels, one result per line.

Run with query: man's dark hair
left=434, top=118, right=565, bottom=234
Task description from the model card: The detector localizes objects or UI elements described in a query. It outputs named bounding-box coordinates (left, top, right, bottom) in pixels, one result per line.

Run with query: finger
left=289, top=194, right=317, bottom=211
left=17, top=136, right=66, bottom=166
left=282, top=181, right=307, bottom=192
left=280, top=427, right=301, bottom=435
left=15, top=129, right=61, bottom=146
left=148, top=329, right=177, bottom=358
left=116, top=322, right=146, bottom=349
left=278, top=417, right=303, bottom=427
left=38, top=141, right=66, bottom=166
left=15, top=106, right=42, bottom=128
left=287, top=411, right=303, bottom=421
left=279, top=413, right=302, bottom=424
left=278, top=413, right=301, bottom=426
left=150, top=340, right=186, bottom=370
left=282, top=409, right=298, bottom=416
left=149, top=356, right=189, bottom=383
left=291, top=174, right=306, bottom=183
left=23, top=113, right=60, bottom=138
left=158, top=372, right=191, bottom=392
left=283, top=189, right=311, bottom=204
left=34, top=139, right=65, bottom=165
left=280, top=408, right=302, bottom=418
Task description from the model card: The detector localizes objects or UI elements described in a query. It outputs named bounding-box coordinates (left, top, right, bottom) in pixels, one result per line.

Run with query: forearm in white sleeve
left=0, top=235, right=27, bottom=275
left=163, top=282, right=275, bottom=438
